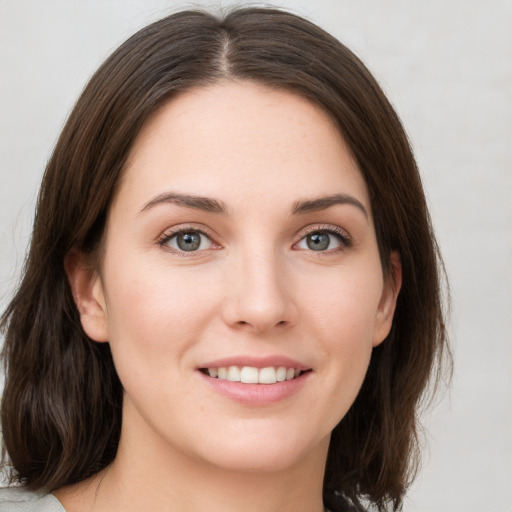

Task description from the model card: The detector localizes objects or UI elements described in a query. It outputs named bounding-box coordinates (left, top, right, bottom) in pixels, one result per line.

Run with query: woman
left=0, top=7, right=448, bottom=512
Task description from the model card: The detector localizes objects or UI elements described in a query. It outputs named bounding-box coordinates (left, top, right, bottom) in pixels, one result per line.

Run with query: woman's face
left=76, top=82, right=400, bottom=474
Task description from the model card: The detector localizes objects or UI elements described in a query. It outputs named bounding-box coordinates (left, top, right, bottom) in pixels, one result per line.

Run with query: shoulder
left=0, top=486, right=65, bottom=512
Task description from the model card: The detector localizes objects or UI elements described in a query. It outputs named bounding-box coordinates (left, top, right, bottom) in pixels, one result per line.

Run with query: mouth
left=199, top=365, right=311, bottom=384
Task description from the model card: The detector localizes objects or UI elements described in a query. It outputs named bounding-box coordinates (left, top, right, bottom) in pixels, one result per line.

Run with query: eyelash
left=158, top=225, right=219, bottom=255
left=294, top=225, right=352, bottom=253
left=157, top=224, right=351, bottom=255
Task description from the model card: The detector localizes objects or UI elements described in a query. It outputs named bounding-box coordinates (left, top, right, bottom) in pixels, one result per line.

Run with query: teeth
left=240, top=366, right=259, bottom=383
left=259, top=367, right=277, bottom=384
left=227, top=366, right=241, bottom=381
left=206, top=365, right=304, bottom=384
left=276, top=366, right=287, bottom=382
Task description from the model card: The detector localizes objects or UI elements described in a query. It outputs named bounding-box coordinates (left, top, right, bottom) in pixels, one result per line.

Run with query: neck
left=94, top=404, right=328, bottom=512
left=55, top=398, right=330, bottom=512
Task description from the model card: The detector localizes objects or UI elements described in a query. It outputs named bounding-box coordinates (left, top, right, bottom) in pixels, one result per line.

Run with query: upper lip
left=198, top=355, right=311, bottom=371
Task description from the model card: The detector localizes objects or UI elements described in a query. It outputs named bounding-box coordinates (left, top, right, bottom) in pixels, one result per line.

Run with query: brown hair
left=1, top=7, right=449, bottom=511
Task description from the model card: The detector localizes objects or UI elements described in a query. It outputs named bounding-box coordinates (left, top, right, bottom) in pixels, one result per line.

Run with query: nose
left=221, top=249, right=298, bottom=333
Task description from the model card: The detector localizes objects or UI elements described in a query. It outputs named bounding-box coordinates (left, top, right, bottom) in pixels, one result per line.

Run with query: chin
left=190, top=426, right=331, bottom=474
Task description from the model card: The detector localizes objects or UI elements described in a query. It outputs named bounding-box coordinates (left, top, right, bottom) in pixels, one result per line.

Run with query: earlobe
left=64, top=248, right=109, bottom=342
left=373, top=251, right=402, bottom=347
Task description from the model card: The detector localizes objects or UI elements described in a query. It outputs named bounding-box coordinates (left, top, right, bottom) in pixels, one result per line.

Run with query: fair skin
left=60, top=81, right=401, bottom=512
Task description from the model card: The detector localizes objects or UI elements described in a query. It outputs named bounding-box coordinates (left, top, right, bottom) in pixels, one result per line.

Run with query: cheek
left=298, top=262, right=383, bottom=406
left=100, top=256, right=221, bottom=381
left=299, top=260, right=383, bottom=341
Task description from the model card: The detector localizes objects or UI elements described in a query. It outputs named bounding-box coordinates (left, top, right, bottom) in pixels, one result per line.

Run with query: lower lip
left=198, top=371, right=311, bottom=406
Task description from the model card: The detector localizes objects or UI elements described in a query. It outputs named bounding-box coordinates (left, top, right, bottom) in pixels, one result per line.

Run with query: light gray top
left=0, top=486, right=345, bottom=511
left=0, top=487, right=65, bottom=512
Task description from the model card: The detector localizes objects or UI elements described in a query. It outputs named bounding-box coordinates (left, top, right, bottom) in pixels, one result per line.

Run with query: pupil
left=177, top=232, right=201, bottom=251
left=307, top=232, right=329, bottom=251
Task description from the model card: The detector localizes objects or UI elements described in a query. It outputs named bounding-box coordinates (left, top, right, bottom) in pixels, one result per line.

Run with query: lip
left=197, top=355, right=312, bottom=406
left=198, top=371, right=311, bottom=406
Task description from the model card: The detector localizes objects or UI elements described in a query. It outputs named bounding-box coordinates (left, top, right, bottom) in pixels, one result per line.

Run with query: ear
left=65, top=248, right=109, bottom=342
left=373, top=251, right=402, bottom=347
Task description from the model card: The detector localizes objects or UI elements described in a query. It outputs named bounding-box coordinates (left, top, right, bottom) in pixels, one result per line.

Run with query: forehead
left=117, top=81, right=370, bottom=213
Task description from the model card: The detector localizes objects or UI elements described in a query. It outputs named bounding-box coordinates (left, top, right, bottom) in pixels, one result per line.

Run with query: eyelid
left=293, top=224, right=352, bottom=251
left=157, top=224, right=221, bottom=254
left=156, top=223, right=351, bottom=255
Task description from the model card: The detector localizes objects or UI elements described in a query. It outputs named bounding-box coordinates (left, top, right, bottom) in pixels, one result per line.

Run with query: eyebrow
left=139, top=192, right=228, bottom=215
left=138, top=191, right=368, bottom=219
left=291, top=193, right=369, bottom=219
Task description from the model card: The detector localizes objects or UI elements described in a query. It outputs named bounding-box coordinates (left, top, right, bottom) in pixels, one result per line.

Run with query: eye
left=161, top=229, right=215, bottom=253
left=295, top=229, right=350, bottom=252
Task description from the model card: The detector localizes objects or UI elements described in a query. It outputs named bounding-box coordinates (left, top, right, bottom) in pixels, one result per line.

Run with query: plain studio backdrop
left=0, top=1, right=511, bottom=511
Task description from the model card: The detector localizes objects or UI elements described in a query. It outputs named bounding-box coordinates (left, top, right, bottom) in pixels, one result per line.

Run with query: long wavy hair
left=1, top=7, right=449, bottom=511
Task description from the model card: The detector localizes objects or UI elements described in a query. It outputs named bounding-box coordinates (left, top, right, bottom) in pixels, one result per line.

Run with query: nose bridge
left=223, top=241, right=296, bottom=331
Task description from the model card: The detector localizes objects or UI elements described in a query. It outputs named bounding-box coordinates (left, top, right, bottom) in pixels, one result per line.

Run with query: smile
left=203, top=366, right=305, bottom=384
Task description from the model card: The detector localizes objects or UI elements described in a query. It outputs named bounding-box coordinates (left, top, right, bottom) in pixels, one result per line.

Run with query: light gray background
left=1, top=1, right=511, bottom=511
